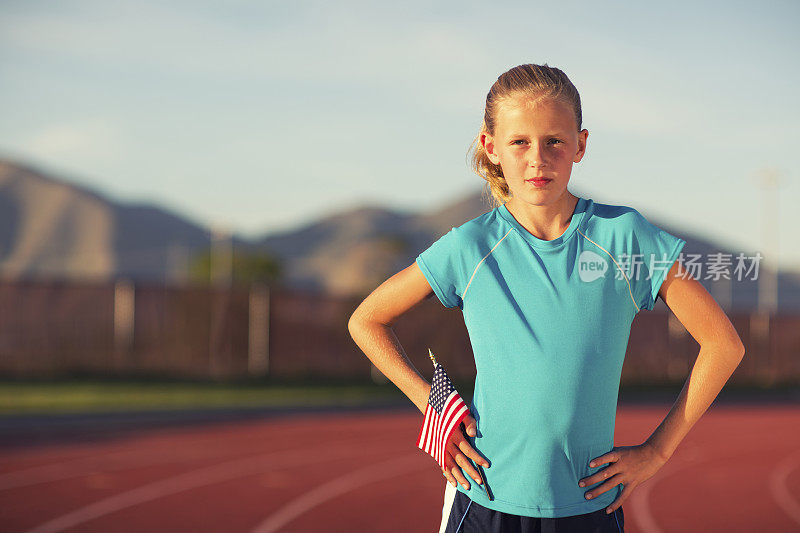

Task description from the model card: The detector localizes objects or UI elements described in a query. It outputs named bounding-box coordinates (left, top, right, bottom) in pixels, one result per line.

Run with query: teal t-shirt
left=415, top=195, right=686, bottom=518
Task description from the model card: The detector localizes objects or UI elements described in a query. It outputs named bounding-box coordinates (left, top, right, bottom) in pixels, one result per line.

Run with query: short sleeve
left=630, top=210, right=686, bottom=311
left=415, top=226, right=464, bottom=309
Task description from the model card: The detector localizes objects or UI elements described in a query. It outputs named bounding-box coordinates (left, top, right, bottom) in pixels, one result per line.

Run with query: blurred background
left=0, top=1, right=798, bottom=532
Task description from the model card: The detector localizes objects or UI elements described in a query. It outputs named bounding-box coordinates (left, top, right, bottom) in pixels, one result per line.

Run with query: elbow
left=348, top=307, right=371, bottom=339
left=722, top=321, right=746, bottom=363
left=730, top=325, right=746, bottom=361
left=734, top=337, right=746, bottom=362
left=727, top=333, right=746, bottom=364
left=347, top=312, right=361, bottom=339
left=700, top=331, right=745, bottom=365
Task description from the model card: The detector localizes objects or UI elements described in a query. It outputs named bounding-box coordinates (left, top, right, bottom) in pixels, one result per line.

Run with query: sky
left=0, top=0, right=798, bottom=270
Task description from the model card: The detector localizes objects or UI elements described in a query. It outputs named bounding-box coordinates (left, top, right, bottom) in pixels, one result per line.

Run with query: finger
left=454, top=417, right=489, bottom=468
left=448, top=441, right=483, bottom=483
left=584, top=473, right=623, bottom=500
left=454, top=450, right=483, bottom=485
left=457, top=438, right=490, bottom=468
left=442, top=469, right=457, bottom=488
left=579, top=464, right=617, bottom=488
left=605, top=482, right=633, bottom=514
left=449, top=461, right=472, bottom=490
left=589, top=450, right=620, bottom=468
left=462, top=415, right=478, bottom=438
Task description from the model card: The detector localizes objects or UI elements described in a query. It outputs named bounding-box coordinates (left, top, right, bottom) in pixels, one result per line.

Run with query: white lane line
left=0, top=446, right=232, bottom=491
left=250, top=454, right=426, bottom=533
left=0, top=431, right=240, bottom=491
left=628, top=446, right=704, bottom=533
left=23, top=437, right=400, bottom=533
left=1, top=427, right=403, bottom=491
left=768, top=448, right=800, bottom=526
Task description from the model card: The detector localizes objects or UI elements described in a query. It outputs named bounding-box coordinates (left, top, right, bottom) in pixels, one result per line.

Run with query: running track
left=0, top=404, right=798, bottom=532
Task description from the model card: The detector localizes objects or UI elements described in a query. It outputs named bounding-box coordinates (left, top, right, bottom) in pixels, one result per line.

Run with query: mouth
left=525, top=177, right=552, bottom=186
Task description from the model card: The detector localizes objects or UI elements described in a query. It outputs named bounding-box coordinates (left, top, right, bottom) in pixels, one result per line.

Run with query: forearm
left=348, top=318, right=431, bottom=414
left=645, top=341, right=745, bottom=461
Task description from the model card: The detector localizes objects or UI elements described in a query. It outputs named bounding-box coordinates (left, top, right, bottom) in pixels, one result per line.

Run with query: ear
left=481, top=132, right=500, bottom=165
left=573, top=129, right=588, bottom=163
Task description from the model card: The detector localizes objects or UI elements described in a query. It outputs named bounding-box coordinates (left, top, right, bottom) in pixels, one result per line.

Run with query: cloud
left=0, top=1, right=493, bottom=93
left=23, top=118, right=125, bottom=164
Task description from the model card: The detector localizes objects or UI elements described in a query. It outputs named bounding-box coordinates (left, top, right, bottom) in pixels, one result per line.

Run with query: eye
left=510, top=138, right=563, bottom=146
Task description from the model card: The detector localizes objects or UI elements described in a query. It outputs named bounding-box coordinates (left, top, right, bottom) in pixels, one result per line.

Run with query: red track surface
left=0, top=404, right=798, bottom=532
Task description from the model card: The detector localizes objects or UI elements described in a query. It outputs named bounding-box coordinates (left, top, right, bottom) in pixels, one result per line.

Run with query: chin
left=523, top=187, right=562, bottom=199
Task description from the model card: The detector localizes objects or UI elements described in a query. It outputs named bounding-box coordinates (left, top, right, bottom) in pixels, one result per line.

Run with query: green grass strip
left=0, top=380, right=406, bottom=415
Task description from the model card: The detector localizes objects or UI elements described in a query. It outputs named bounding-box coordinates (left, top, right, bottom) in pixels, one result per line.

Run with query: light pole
left=753, top=167, right=781, bottom=385
left=209, top=225, right=233, bottom=378
left=758, top=167, right=780, bottom=314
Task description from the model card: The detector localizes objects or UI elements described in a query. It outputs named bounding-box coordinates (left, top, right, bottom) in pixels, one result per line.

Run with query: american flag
left=416, top=349, right=470, bottom=470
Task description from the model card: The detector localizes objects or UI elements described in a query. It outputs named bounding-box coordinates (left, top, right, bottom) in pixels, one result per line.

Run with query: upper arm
left=348, top=261, right=436, bottom=328
left=658, top=260, right=745, bottom=355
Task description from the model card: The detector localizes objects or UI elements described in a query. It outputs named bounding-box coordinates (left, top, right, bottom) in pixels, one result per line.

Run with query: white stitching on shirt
left=461, top=228, right=514, bottom=303
left=576, top=227, right=640, bottom=313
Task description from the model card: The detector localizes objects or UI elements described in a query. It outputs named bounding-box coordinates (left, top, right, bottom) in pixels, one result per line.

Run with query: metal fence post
left=113, top=279, right=135, bottom=370
left=248, top=283, right=270, bottom=376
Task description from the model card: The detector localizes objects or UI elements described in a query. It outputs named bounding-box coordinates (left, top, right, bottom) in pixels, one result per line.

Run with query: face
left=481, top=96, right=588, bottom=207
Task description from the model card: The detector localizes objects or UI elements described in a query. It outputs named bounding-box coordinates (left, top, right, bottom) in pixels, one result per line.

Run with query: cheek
left=505, top=152, right=528, bottom=166
left=551, top=148, right=574, bottom=163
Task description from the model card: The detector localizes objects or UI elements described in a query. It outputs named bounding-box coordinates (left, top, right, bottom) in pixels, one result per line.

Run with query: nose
left=527, top=141, right=547, bottom=168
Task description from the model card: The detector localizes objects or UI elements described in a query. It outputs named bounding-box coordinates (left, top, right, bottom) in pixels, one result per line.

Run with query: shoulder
left=584, top=199, right=654, bottom=234
left=454, top=206, right=501, bottom=234
left=417, top=207, right=504, bottom=265
left=587, top=199, right=641, bottom=223
left=451, top=206, right=513, bottom=251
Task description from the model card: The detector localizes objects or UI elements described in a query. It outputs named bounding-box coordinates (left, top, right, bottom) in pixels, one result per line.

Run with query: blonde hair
left=467, top=63, right=583, bottom=208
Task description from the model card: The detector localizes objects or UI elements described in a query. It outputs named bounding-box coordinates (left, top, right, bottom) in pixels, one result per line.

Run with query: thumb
left=463, top=415, right=477, bottom=437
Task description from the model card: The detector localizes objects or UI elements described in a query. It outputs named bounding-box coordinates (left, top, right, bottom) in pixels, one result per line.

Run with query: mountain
left=250, top=189, right=497, bottom=294
left=0, top=160, right=228, bottom=283
left=0, top=158, right=797, bottom=310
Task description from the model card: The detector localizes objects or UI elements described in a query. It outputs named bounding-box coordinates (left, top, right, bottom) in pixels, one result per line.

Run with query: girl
left=348, top=63, right=745, bottom=532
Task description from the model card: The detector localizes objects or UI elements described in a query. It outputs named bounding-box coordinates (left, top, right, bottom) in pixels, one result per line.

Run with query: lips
left=526, top=177, right=551, bottom=183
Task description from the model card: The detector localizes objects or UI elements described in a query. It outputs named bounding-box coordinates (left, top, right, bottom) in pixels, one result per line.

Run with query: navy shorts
left=439, top=483, right=624, bottom=533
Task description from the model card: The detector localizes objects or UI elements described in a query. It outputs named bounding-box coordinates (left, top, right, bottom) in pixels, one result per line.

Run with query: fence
left=0, top=279, right=797, bottom=386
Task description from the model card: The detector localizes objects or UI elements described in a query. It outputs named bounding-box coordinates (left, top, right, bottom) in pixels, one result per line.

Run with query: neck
left=505, top=192, right=580, bottom=241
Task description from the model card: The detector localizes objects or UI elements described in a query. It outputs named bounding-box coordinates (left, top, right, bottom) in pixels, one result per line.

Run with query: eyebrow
left=507, top=132, right=568, bottom=137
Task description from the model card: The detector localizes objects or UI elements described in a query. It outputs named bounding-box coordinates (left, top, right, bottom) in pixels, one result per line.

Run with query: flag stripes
left=416, top=364, right=470, bottom=470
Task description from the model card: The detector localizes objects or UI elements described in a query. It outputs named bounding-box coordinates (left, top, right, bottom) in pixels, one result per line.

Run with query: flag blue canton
left=429, top=364, right=456, bottom=413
